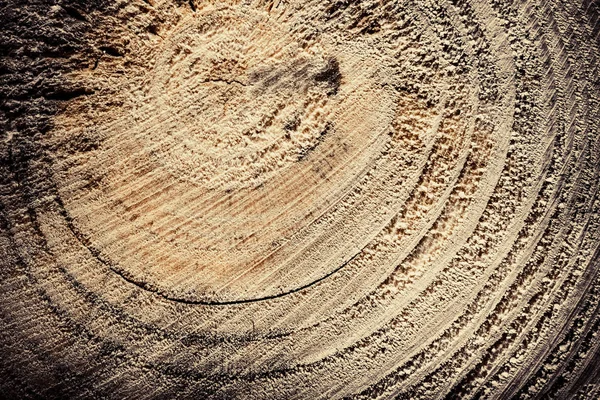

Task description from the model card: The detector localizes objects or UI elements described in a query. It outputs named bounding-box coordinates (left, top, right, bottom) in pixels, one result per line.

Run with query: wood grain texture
left=1, top=0, right=600, bottom=398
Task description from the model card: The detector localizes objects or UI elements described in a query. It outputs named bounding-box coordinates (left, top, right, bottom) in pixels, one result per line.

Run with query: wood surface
left=1, top=0, right=600, bottom=398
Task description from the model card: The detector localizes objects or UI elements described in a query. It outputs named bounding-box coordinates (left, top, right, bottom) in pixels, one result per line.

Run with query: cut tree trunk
left=1, top=0, right=600, bottom=398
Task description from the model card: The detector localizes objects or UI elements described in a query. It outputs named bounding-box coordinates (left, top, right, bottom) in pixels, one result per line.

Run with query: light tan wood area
left=1, top=0, right=599, bottom=398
